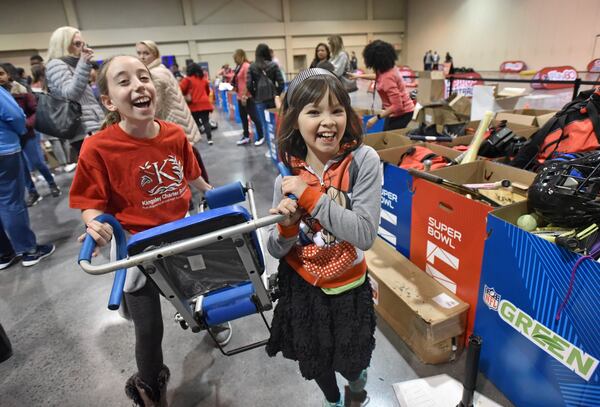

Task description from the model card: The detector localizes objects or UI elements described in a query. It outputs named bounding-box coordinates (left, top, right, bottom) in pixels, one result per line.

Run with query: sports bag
left=511, top=89, right=600, bottom=170
left=398, top=146, right=451, bottom=170
left=34, top=91, right=83, bottom=140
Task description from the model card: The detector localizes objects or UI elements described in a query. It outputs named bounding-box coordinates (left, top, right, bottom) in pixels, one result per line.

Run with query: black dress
left=266, top=260, right=376, bottom=380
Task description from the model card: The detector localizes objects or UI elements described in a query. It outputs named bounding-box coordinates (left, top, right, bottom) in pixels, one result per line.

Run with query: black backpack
left=253, top=63, right=276, bottom=103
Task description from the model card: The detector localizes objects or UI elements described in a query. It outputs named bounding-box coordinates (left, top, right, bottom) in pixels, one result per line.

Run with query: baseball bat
left=407, top=168, right=500, bottom=207
left=459, top=111, right=495, bottom=164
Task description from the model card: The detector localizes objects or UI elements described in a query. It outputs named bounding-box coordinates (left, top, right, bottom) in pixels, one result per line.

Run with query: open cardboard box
left=448, top=94, right=472, bottom=120
left=409, top=161, right=536, bottom=341
left=414, top=103, right=463, bottom=126
left=376, top=142, right=460, bottom=257
left=364, top=130, right=415, bottom=151
left=417, top=70, right=446, bottom=105
left=367, top=238, right=468, bottom=364
left=496, top=108, right=557, bottom=127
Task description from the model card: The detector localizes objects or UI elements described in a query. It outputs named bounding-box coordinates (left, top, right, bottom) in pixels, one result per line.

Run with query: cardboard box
left=377, top=143, right=462, bottom=256
left=448, top=94, right=472, bottom=120
left=471, top=85, right=524, bottom=121
left=496, top=108, right=557, bottom=127
left=366, top=238, right=469, bottom=364
left=409, top=161, right=536, bottom=341
left=474, top=201, right=600, bottom=407
left=363, top=131, right=415, bottom=151
left=417, top=71, right=446, bottom=105
left=414, top=103, right=462, bottom=126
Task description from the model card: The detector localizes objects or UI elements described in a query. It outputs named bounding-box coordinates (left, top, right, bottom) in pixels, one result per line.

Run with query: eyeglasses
left=72, top=41, right=84, bottom=48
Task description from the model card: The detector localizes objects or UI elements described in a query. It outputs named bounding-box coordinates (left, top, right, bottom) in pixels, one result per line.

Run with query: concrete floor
left=0, top=88, right=516, bottom=407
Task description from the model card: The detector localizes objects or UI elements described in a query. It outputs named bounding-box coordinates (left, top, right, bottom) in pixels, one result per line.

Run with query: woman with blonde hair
left=327, top=35, right=349, bottom=78
left=45, top=26, right=104, bottom=155
left=136, top=40, right=209, bottom=181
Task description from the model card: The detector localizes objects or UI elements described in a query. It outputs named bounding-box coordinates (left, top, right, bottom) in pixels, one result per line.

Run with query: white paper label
left=432, top=293, right=459, bottom=309
left=370, top=276, right=379, bottom=306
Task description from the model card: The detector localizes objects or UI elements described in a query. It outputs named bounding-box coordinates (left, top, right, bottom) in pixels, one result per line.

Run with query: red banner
left=531, top=66, right=578, bottom=90
left=587, top=59, right=600, bottom=73
left=500, top=60, right=527, bottom=73
left=444, top=72, right=483, bottom=97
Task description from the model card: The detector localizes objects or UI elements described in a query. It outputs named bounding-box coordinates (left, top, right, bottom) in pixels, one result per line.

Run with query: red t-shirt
left=180, top=76, right=213, bottom=113
left=69, top=120, right=201, bottom=234
left=376, top=67, right=415, bottom=117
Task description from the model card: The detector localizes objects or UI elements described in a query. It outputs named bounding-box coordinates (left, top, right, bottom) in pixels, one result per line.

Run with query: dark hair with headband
left=277, top=69, right=363, bottom=168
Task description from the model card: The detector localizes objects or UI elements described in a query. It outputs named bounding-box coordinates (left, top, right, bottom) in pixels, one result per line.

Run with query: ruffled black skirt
left=266, top=260, right=376, bottom=380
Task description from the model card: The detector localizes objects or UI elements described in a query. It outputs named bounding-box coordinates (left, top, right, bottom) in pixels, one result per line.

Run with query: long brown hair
left=97, top=55, right=153, bottom=129
left=277, top=74, right=363, bottom=168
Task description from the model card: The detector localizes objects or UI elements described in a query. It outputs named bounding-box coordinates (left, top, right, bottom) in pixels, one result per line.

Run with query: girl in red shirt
left=180, top=63, right=215, bottom=145
left=69, top=55, right=216, bottom=406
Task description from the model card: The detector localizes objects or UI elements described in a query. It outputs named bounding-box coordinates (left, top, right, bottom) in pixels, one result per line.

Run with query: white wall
left=0, top=0, right=405, bottom=77
left=406, top=0, right=600, bottom=72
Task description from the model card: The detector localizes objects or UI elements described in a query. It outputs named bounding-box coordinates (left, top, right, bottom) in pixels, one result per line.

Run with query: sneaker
left=26, top=192, right=42, bottom=207
left=63, top=163, right=77, bottom=172
left=50, top=184, right=62, bottom=198
left=0, top=253, right=20, bottom=270
left=254, top=137, right=265, bottom=146
left=322, top=398, right=344, bottom=407
left=21, top=244, right=55, bottom=267
left=236, top=137, right=250, bottom=146
left=208, top=322, right=232, bottom=347
left=208, top=140, right=214, bottom=145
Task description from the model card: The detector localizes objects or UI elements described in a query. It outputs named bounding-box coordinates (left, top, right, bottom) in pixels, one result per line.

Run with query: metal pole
left=572, top=78, right=582, bottom=100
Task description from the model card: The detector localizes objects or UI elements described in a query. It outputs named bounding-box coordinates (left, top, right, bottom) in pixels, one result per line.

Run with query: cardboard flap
left=364, top=131, right=415, bottom=151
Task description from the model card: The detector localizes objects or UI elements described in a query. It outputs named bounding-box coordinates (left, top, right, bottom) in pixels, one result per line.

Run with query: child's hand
left=77, top=220, right=113, bottom=257
left=281, top=176, right=308, bottom=198
left=270, top=198, right=302, bottom=227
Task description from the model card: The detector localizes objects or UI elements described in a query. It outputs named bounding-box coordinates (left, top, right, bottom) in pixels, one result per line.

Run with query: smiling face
left=136, top=43, right=156, bottom=65
left=297, top=89, right=347, bottom=164
left=100, top=56, right=156, bottom=124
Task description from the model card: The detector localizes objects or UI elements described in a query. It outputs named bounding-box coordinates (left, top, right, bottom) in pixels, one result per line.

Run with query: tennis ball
left=517, top=214, right=538, bottom=231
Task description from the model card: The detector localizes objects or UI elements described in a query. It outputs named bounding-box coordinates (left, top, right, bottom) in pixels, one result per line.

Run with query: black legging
left=192, top=110, right=213, bottom=141
left=237, top=98, right=264, bottom=140
left=383, top=111, right=413, bottom=131
left=124, top=280, right=164, bottom=392
left=315, top=368, right=361, bottom=403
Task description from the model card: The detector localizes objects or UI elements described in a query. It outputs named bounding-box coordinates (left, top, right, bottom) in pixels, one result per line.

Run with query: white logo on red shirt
left=139, top=155, right=184, bottom=196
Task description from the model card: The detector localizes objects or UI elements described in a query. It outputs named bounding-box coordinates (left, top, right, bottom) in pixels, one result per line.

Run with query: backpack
left=398, top=146, right=451, bottom=170
left=254, top=63, right=276, bottom=103
left=511, top=89, right=600, bottom=170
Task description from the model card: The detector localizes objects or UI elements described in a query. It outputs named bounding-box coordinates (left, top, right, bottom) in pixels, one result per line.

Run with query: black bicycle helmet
left=528, top=152, right=600, bottom=227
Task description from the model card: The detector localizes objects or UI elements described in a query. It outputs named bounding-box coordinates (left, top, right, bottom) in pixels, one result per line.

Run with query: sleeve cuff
left=277, top=223, right=300, bottom=238
left=298, top=186, right=324, bottom=214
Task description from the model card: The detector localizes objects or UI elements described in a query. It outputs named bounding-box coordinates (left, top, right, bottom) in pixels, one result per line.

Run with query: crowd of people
left=0, top=25, right=420, bottom=406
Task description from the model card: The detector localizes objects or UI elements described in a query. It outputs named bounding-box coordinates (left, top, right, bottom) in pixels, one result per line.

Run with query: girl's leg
left=314, top=368, right=341, bottom=404
left=198, top=111, right=212, bottom=141
left=246, top=98, right=264, bottom=141
left=23, top=133, right=58, bottom=192
left=124, top=281, right=168, bottom=404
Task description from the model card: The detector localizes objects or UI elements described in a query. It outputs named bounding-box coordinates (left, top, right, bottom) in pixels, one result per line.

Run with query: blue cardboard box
left=475, top=201, right=600, bottom=407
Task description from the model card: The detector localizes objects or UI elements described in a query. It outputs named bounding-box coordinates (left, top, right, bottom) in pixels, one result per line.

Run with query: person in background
left=350, top=51, right=358, bottom=71
left=30, top=63, right=76, bottom=174
left=135, top=40, right=209, bottom=182
left=247, top=43, right=285, bottom=147
left=445, top=52, right=455, bottom=74
left=232, top=49, right=264, bottom=146
left=45, top=26, right=104, bottom=156
left=169, top=63, right=183, bottom=82
left=350, top=40, right=414, bottom=131
left=309, top=43, right=331, bottom=69
left=0, top=63, right=61, bottom=206
left=216, top=64, right=234, bottom=83
left=424, top=50, right=433, bottom=71
left=0, top=85, right=55, bottom=270
left=30, top=55, right=44, bottom=67
left=89, top=61, right=100, bottom=102
left=432, top=51, right=440, bottom=70
left=327, top=35, right=350, bottom=79
left=180, top=63, right=215, bottom=145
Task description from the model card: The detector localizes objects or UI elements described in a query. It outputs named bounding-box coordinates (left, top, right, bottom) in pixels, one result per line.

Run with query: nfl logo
left=483, top=285, right=500, bottom=310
